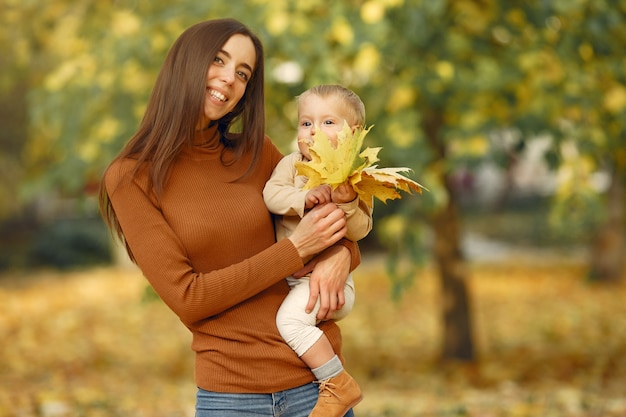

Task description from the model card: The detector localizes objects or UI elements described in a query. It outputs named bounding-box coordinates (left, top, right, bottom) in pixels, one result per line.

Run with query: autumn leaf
left=295, top=122, right=427, bottom=208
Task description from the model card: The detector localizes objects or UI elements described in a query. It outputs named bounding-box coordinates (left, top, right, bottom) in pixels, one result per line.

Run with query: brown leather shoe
left=309, top=370, right=363, bottom=417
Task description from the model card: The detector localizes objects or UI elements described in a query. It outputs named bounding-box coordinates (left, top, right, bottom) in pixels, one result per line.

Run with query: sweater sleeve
left=262, top=150, right=363, bottom=271
left=337, top=196, right=374, bottom=242
left=263, top=152, right=308, bottom=218
left=104, top=160, right=304, bottom=325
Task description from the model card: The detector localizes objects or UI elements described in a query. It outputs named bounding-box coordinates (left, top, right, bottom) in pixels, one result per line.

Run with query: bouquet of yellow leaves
left=295, top=122, right=427, bottom=209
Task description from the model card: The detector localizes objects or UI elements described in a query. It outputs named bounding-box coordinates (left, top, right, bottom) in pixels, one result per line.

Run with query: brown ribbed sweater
left=104, top=126, right=358, bottom=393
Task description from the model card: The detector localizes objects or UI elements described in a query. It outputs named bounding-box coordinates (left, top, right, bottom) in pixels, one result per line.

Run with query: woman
left=99, top=18, right=359, bottom=417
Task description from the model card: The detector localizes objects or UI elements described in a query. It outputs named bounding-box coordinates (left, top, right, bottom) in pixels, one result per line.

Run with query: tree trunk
left=423, top=109, right=475, bottom=361
left=432, top=173, right=475, bottom=361
left=589, top=171, right=625, bottom=282
left=0, top=77, right=29, bottom=218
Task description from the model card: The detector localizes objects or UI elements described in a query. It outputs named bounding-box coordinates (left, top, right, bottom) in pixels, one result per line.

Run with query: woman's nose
left=219, top=67, right=235, bottom=85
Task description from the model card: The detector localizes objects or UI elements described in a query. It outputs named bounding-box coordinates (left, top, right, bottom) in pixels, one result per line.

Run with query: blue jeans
left=195, top=383, right=356, bottom=417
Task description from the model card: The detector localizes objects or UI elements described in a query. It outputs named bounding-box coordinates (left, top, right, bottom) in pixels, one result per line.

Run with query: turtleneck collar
left=193, top=124, right=220, bottom=148
left=180, top=124, right=223, bottom=161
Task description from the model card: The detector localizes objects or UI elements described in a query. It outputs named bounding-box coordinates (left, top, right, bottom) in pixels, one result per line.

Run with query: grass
left=1, top=254, right=625, bottom=417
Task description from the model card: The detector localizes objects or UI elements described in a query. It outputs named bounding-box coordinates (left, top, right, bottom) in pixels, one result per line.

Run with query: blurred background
left=1, top=0, right=625, bottom=416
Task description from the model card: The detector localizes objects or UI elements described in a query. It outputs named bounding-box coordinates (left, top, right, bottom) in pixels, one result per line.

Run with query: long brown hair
left=99, top=19, right=265, bottom=259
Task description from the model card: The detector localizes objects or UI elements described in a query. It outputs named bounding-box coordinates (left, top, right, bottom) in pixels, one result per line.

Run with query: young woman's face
left=297, top=94, right=355, bottom=160
left=200, top=34, right=256, bottom=127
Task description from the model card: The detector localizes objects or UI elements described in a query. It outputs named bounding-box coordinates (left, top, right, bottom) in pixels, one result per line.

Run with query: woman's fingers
left=288, top=203, right=347, bottom=259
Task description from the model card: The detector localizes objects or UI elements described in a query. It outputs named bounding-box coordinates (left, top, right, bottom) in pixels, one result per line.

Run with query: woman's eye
left=237, top=71, right=250, bottom=81
left=301, top=121, right=312, bottom=127
left=323, top=120, right=335, bottom=125
left=214, top=57, right=224, bottom=64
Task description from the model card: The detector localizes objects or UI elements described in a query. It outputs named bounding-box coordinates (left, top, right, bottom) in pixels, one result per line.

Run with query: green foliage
left=0, top=215, right=110, bottom=270
left=28, top=218, right=112, bottom=269
left=549, top=190, right=604, bottom=240
left=2, top=0, right=626, bottom=281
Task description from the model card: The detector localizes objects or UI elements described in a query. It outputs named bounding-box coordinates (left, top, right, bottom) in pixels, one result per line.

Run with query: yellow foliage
left=92, top=117, right=120, bottom=144
left=436, top=61, right=455, bottom=82
left=78, top=141, right=100, bottom=164
left=330, top=18, right=354, bottom=46
left=450, top=135, right=489, bottom=158
left=388, top=0, right=404, bottom=6
left=453, top=0, right=494, bottom=34
left=467, top=135, right=489, bottom=156
left=112, top=10, right=141, bottom=38
left=515, top=82, right=532, bottom=111
left=121, top=60, right=152, bottom=93
left=518, top=52, right=537, bottom=72
left=386, top=85, right=416, bottom=113
left=488, top=97, right=511, bottom=122
left=266, top=11, right=290, bottom=35
left=578, top=43, right=594, bottom=61
left=603, top=83, right=626, bottom=114
left=554, top=141, right=598, bottom=198
left=520, top=50, right=563, bottom=86
left=360, top=0, right=405, bottom=25
left=45, top=61, right=78, bottom=91
left=354, top=43, right=381, bottom=80
left=361, top=1, right=385, bottom=23
left=134, top=102, right=148, bottom=121
left=506, top=8, right=527, bottom=27
left=378, top=214, right=407, bottom=244
left=151, top=33, right=171, bottom=54
left=386, top=120, right=416, bottom=148
left=459, top=109, right=486, bottom=130
left=97, top=70, right=115, bottom=91
left=492, top=26, right=512, bottom=45
left=13, top=38, right=31, bottom=66
left=295, top=123, right=426, bottom=208
left=588, top=127, right=607, bottom=146
left=48, top=14, right=85, bottom=55
left=45, top=51, right=102, bottom=91
left=563, top=105, right=582, bottom=123
left=539, top=50, right=564, bottom=83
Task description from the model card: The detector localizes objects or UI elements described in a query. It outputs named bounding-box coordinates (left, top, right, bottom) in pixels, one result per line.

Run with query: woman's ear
left=351, top=124, right=363, bottom=133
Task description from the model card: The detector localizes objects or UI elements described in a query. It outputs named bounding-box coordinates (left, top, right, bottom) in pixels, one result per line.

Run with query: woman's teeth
left=209, top=89, right=226, bottom=102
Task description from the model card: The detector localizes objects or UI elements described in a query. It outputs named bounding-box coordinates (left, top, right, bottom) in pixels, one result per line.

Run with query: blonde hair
left=297, top=84, right=366, bottom=126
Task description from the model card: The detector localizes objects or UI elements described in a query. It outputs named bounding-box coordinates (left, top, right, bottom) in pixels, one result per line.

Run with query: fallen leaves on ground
left=1, top=256, right=625, bottom=417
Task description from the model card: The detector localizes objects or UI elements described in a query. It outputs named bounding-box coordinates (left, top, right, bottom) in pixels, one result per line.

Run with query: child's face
left=297, top=94, right=355, bottom=160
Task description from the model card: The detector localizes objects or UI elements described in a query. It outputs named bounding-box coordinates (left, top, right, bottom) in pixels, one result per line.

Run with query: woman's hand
left=288, top=203, right=347, bottom=259
left=293, top=244, right=351, bottom=321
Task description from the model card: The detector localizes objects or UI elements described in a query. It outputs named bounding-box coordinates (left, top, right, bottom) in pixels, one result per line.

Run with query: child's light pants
left=276, top=274, right=355, bottom=357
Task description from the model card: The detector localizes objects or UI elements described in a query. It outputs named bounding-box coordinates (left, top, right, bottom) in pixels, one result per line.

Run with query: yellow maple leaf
left=295, top=122, right=427, bottom=208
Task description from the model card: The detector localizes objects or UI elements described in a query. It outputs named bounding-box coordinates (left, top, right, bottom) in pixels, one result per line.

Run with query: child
left=263, top=84, right=373, bottom=417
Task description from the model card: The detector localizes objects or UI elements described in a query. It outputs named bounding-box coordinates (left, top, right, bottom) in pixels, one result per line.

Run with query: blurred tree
left=543, top=0, right=626, bottom=282
left=2, top=0, right=256, bottom=203
left=356, top=0, right=558, bottom=361
left=334, top=0, right=626, bottom=357
left=260, top=0, right=626, bottom=358
left=0, top=0, right=31, bottom=219
left=258, top=0, right=573, bottom=361
left=8, top=0, right=625, bottom=360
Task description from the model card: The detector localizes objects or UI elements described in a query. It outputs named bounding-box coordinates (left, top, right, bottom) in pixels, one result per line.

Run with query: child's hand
left=332, top=182, right=357, bottom=204
left=305, top=185, right=332, bottom=209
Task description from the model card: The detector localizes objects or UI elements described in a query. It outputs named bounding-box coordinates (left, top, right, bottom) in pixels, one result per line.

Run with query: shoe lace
left=315, top=379, right=341, bottom=399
